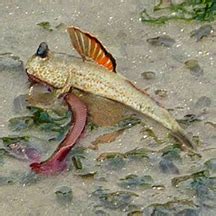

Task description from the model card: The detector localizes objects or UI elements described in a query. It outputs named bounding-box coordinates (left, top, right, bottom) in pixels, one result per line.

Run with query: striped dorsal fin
left=67, top=26, right=116, bottom=72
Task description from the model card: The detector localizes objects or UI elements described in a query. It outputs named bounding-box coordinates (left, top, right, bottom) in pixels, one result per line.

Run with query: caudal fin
left=172, top=129, right=196, bottom=150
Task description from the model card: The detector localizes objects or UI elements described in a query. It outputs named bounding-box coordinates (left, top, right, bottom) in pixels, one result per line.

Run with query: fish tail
left=172, top=128, right=196, bottom=150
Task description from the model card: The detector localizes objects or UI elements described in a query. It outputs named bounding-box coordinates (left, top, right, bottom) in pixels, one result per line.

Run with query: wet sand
left=0, top=1, right=215, bottom=215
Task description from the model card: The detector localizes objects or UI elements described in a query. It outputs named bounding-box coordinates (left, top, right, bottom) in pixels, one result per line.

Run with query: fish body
left=26, top=27, right=195, bottom=149
left=27, top=53, right=179, bottom=132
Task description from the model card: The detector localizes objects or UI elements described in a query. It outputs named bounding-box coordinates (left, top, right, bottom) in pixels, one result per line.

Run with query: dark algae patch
left=155, top=89, right=168, bottom=98
left=96, top=147, right=150, bottom=162
left=195, top=96, right=211, bottom=108
left=55, top=186, right=73, bottom=205
left=119, top=174, right=154, bottom=189
left=124, top=147, right=150, bottom=159
left=147, top=35, right=175, bottom=47
left=9, top=116, right=34, bottom=131
left=177, top=113, right=203, bottom=126
left=9, top=105, right=71, bottom=141
left=171, top=170, right=209, bottom=187
left=37, top=21, right=53, bottom=31
left=1, top=135, right=30, bottom=145
left=141, top=0, right=216, bottom=24
left=161, top=144, right=182, bottom=161
left=116, top=115, right=141, bottom=130
left=0, top=171, right=41, bottom=187
left=190, top=24, right=213, bottom=41
left=205, top=158, right=216, bottom=173
left=159, top=158, right=180, bottom=174
left=69, top=147, right=97, bottom=177
left=184, top=59, right=204, bottom=77
left=92, top=187, right=138, bottom=210
left=69, top=149, right=85, bottom=168
left=144, top=199, right=197, bottom=216
left=141, top=71, right=156, bottom=80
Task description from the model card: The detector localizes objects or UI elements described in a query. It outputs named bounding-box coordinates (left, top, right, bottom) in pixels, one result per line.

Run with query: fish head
left=26, top=42, right=68, bottom=89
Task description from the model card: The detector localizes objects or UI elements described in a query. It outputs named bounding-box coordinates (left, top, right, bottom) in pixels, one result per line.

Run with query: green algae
left=141, top=0, right=216, bottom=24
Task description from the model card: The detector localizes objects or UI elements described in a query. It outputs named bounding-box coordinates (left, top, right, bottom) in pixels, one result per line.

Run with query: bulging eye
left=36, top=42, right=49, bottom=58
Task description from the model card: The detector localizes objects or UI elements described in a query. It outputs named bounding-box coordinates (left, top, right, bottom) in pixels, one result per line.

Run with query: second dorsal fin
left=67, top=26, right=116, bottom=72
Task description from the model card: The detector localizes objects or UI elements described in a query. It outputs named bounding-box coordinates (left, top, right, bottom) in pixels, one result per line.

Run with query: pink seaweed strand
left=30, top=93, right=87, bottom=175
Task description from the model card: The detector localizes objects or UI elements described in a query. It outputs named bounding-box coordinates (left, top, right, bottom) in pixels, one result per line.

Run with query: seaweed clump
left=141, top=0, right=216, bottom=24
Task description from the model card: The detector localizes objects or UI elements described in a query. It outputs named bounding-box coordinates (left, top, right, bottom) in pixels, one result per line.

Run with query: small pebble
left=0, top=54, right=23, bottom=71
left=176, top=208, right=199, bottom=216
left=55, top=185, right=73, bottom=204
left=155, top=89, right=167, bottom=98
left=205, top=158, right=216, bottom=173
left=184, top=59, right=204, bottom=77
left=159, top=159, right=180, bottom=174
left=195, top=96, right=211, bottom=108
left=191, top=24, right=213, bottom=42
left=141, top=71, right=156, bottom=80
left=13, top=95, right=28, bottom=113
left=147, top=35, right=175, bottom=47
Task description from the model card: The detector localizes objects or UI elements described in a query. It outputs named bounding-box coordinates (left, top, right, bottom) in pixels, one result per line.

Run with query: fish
left=25, top=26, right=196, bottom=150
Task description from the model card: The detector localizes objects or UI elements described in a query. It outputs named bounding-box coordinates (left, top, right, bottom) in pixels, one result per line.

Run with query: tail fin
left=172, top=129, right=196, bottom=150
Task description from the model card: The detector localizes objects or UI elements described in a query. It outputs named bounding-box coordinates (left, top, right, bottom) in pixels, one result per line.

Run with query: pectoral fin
left=67, top=26, right=116, bottom=72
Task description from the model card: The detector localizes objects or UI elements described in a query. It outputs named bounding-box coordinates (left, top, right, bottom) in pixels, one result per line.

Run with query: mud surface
left=0, top=1, right=215, bottom=216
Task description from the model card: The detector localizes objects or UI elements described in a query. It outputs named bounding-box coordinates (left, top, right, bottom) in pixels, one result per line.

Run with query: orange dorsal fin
left=67, top=26, right=116, bottom=72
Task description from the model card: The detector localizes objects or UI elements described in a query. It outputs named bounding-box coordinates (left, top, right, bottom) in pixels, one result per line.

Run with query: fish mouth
left=26, top=70, right=42, bottom=84
left=25, top=69, right=56, bottom=89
